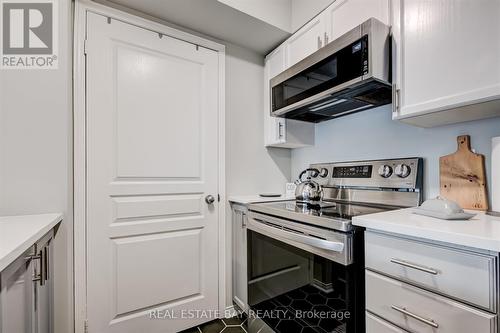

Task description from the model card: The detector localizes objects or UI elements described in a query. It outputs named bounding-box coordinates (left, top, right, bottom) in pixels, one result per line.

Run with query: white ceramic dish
left=412, top=197, right=476, bottom=220
left=412, top=207, right=476, bottom=220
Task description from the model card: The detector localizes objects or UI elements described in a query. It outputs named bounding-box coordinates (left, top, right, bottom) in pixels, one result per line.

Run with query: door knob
left=205, top=195, right=215, bottom=204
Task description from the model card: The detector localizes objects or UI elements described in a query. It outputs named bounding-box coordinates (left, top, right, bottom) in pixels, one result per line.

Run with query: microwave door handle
left=250, top=218, right=344, bottom=252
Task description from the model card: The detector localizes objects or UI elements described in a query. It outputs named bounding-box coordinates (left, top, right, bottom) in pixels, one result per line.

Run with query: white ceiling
left=101, top=0, right=292, bottom=54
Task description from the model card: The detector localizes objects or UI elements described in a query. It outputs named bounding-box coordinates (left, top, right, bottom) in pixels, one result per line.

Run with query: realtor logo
left=1, top=0, right=58, bottom=69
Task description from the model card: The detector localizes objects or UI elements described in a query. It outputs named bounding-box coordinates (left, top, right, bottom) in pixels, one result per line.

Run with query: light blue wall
left=291, top=105, right=500, bottom=201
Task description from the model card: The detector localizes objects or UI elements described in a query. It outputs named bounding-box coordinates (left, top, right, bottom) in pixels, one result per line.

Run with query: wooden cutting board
left=440, top=135, right=488, bottom=211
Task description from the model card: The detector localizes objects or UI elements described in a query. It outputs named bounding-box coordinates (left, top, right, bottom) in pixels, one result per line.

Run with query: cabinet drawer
left=366, top=271, right=497, bottom=333
left=366, top=312, right=408, bottom=333
left=365, top=231, right=497, bottom=311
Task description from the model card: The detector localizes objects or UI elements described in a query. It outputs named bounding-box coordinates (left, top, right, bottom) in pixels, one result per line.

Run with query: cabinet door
left=392, top=0, right=500, bottom=119
left=264, top=46, right=287, bottom=146
left=324, top=0, right=390, bottom=42
left=0, top=249, right=35, bottom=333
left=232, top=205, right=248, bottom=311
left=286, top=14, right=326, bottom=67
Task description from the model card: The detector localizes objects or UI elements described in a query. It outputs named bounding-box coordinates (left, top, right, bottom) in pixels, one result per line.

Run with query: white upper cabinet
left=286, top=14, right=327, bottom=67
left=392, top=0, right=500, bottom=127
left=264, top=46, right=287, bottom=147
left=324, top=0, right=390, bottom=42
left=264, top=45, right=315, bottom=148
left=286, top=0, right=390, bottom=67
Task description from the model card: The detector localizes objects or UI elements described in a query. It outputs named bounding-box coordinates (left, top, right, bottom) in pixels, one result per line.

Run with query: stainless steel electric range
left=245, top=158, right=423, bottom=333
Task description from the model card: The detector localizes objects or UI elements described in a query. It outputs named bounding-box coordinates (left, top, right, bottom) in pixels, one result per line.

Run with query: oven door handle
left=249, top=218, right=345, bottom=252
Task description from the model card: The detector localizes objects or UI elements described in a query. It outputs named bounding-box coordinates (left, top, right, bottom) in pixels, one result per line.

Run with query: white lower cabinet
left=231, top=203, right=248, bottom=311
left=0, top=247, right=35, bottom=333
left=0, top=231, right=54, bottom=333
left=366, top=270, right=496, bottom=333
left=364, top=230, right=498, bottom=333
left=366, top=312, right=408, bottom=333
left=365, top=231, right=497, bottom=311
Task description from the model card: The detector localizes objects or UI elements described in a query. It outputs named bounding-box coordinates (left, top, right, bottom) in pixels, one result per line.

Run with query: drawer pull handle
left=390, top=258, right=438, bottom=275
left=391, top=305, right=439, bottom=328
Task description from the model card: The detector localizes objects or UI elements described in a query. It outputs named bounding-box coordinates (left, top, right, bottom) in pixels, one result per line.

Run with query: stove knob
left=395, top=164, right=411, bottom=178
left=378, top=165, right=393, bottom=178
left=319, top=168, right=329, bottom=178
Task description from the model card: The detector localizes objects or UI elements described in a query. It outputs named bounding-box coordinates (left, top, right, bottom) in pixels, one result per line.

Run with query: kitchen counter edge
left=353, top=208, right=500, bottom=252
left=0, top=213, right=63, bottom=272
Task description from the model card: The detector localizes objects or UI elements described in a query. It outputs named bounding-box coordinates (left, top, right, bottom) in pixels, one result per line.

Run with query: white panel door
left=286, top=15, right=326, bottom=67
left=324, top=0, right=389, bottom=42
left=86, top=13, right=219, bottom=333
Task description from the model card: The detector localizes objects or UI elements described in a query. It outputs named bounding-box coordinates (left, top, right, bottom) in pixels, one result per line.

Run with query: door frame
left=73, top=1, right=226, bottom=332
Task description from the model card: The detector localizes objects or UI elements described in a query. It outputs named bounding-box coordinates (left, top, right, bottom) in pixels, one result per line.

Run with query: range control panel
left=309, top=158, right=423, bottom=190
left=332, top=165, right=372, bottom=178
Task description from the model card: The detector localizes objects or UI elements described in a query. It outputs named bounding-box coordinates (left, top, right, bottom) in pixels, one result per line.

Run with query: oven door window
left=272, top=35, right=368, bottom=113
left=247, top=230, right=363, bottom=333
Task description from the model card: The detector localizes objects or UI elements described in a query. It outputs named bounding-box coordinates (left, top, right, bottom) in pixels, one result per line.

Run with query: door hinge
left=83, top=39, right=88, bottom=55
left=84, top=320, right=89, bottom=333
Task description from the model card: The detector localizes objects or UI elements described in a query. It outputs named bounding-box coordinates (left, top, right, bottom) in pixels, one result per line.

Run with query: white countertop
left=228, top=194, right=295, bottom=205
left=0, top=213, right=63, bottom=272
left=353, top=208, right=500, bottom=252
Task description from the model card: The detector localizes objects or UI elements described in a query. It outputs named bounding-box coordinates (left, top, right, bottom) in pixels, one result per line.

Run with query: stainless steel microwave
left=270, top=18, right=391, bottom=123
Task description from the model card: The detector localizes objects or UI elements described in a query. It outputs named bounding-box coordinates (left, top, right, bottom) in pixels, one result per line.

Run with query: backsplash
left=291, top=105, right=500, bottom=201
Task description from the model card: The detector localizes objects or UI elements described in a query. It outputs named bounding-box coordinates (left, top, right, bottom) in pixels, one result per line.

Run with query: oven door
left=247, top=211, right=353, bottom=265
left=246, top=211, right=364, bottom=333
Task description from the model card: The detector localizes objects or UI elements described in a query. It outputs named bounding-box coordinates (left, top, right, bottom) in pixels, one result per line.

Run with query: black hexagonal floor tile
left=199, top=319, right=226, bottom=333
left=290, top=299, right=313, bottom=312
left=326, top=298, right=346, bottom=310
left=261, top=316, right=281, bottom=330
left=306, top=293, right=327, bottom=305
left=300, top=304, right=333, bottom=326
left=318, top=317, right=342, bottom=332
left=255, top=299, right=279, bottom=311
left=276, top=319, right=305, bottom=333
left=301, top=285, right=321, bottom=294
left=275, top=293, right=293, bottom=306
left=301, top=327, right=325, bottom=333
left=275, top=306, right=295, bottom=319
left=288, top=288, right=307, bottom=300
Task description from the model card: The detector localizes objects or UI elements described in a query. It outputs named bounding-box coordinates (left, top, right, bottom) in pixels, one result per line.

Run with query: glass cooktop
left=249, top=200, right=390, bottom=232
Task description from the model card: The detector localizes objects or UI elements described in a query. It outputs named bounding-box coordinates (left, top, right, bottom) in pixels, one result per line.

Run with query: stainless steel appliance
left=246, top=158, right=423, bottom=333
left=271, top=18, right=391, bottom=123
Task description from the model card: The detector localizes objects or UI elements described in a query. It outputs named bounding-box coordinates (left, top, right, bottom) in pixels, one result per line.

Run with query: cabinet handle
left=324, top=32, right=329, bottom=44
left=241, top=213, right=247, bottom=228
left=396, top=88, right=401, bottom=112
left=26, top=253, right=44, bottom=285
left=278, top=122, right=284, bottom=140
left=391, top=305, right=439, bottom=328
left=25, top=254, right=41, bottom=261
left=390, top=258, right=438, bottom=275
left=43, top=246, right=49, bottom=282
left=392, top=84, right=397, bottom=114
left=317, top=36, right=322, bottom=49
